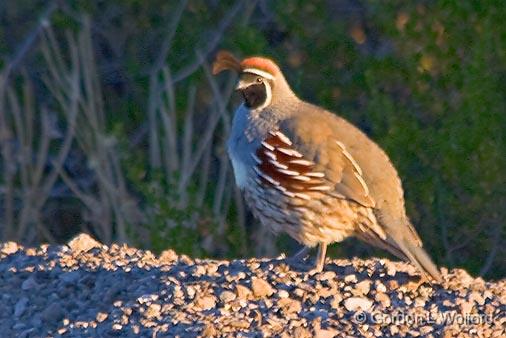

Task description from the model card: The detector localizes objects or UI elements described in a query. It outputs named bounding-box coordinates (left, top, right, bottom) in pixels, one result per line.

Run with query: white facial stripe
left=242, top=68, right=275, bottom=81
left=252, top=81, right=272, bottom=112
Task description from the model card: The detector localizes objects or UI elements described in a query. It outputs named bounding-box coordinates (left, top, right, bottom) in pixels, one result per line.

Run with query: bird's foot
left=284, top=246, right=311, bottom=270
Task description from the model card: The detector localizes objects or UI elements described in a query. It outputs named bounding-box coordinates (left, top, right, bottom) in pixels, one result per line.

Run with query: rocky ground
left=0, top=234, right=504, bottom=338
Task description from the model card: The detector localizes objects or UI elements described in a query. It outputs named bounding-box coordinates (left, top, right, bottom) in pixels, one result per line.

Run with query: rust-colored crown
left=212, top=50, right=279, bottom=76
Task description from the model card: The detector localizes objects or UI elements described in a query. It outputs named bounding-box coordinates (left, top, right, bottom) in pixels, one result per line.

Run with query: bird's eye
left=256, top=77, right=263, bottom=83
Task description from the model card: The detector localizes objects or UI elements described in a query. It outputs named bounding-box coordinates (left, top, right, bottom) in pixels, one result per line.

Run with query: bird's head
left=212, top=50, right=293, bottom=110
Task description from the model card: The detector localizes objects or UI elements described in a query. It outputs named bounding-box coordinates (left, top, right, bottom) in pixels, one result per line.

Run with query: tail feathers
left=397, top=239, right=443, bottom=284
left=355, top=228, right=443, bottom=283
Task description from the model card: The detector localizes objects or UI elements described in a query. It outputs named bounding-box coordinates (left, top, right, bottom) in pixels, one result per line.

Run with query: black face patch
left=242, top=83, right=267, bottom=109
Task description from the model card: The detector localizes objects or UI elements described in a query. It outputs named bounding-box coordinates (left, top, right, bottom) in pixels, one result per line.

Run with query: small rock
left=318, top=271, right=336, bottom=281
left=469, top=292, right=485, bottom=306
left=343, top=297, right=373, bottom=312
left=251, top=277, right=275, bottom=298
left=18, top=328, right=35, bottom=338
left=420, top=326, right=433, bottom=335
left=375, top=292, right=391, bottom=307
left=145, top=303, right=161, bottom=319
left=460, top=300, right=474, bottom=314
left=344, top=274, right=357, bottom=283
left=230, top=319, right=250, bottom=329
left=330, top=294, right=343, bottom=309
left=41, top=303, right=64, bottom=322
left=277, top=289, right=289, bottom=299
left=67, top=233, right=101, bottom=254
left=137, top=294, right=159, bottom=304
left=202, top=323, right=217, bottom=336
left=315, top=328, right=338, bottom=338
left=236, top=284, right=252, bottom=300
left=112, top=323, right=122, bottom=330
left=14, top=297, right=29, bottom=317
left=1, top=242, right=19, bottom=255
left=375, top=281, right=387, bottom=293
left=278, top=298, right=302, bottom=315
left=354, top=280, right=371, bottom=295
left=195, top=295, right=216, bottom=310
left=193, top=265, right=207, bottom=277
left=13, top=323, right=26, bottom=330
left=219, top=290, right=236, bottom=303
left=158, top=249, right=177, bottom=263
left=385, top=263, right=397, bottom=276
left=389, top=325, right=399, bottom=335
left=96, top=312, right=108, bottom=323
left=293, top=326, right=312, bottom=338
left=386, top=280, right=399, bottom=290
left=21, top=276, right=39, bottom=290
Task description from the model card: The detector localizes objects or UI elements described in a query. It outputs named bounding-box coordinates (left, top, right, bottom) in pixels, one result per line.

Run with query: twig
left=1, top=1, right=58, bottom=85
left=150, top=0, right=188, bottom=74
left=171, top=0, right=251, bottom=83
left=479, top=223, right=502, bottom=277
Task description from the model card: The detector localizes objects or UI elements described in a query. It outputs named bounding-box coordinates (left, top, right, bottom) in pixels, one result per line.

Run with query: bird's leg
left=313, top=243, right=327, bottom=273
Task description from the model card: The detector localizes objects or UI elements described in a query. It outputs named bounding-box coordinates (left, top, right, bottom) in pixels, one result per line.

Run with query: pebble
left=251, top=277, right=275, bottom=298
left=278, top=298, right=302, bottom=315
left=219, top=290, right=236, bottom=303
left=375, top=281, right=387, bottom=293
left=96, top=312, right=108, bottom=322
left=236, top=284, right=252, bottom=300
left=14, top=297, right=29, bottom=317
left=145, top=303, right=161, bottom=319
left=375, top=292, right=391, bottom=307
left=67, top=233, right=101, bottom=254
left=344, top=274, right=358, bottom=283
left=354, top=280, right=371, bottom=295
left=41, top=303, right=64, bottom=322
left=1, top=242, right=19, bottom=255
left=21, top=276, right=39, bottom=290
left=0, top=233, right=502, bottom=338
left=277, top=289, right=289, bottom=298
left=343, top=297, right=373, bottom=312
left=195, top=295, right=217, bottom=310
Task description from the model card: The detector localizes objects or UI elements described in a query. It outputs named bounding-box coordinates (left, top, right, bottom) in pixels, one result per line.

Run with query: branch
left=150, top=0, right=188, bottom=75
left=171, top=0, right=252, bottom=83
left=1, top=2, right=58, bottom=85
left=479, top=223, right=502, bottom=277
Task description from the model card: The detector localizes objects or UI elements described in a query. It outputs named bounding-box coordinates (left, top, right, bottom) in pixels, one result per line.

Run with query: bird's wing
left=252, top=118, right=375, bottom=208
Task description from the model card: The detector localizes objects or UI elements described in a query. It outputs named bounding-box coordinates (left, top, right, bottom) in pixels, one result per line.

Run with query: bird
left=212, top=50, right=442, bottom=283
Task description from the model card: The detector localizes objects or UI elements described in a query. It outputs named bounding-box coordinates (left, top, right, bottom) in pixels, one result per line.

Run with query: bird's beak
left=235, top=79, right=249, bottom=91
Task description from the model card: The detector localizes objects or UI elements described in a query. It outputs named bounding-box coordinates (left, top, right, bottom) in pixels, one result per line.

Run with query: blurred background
left=0, top=1, right=504, bottom=279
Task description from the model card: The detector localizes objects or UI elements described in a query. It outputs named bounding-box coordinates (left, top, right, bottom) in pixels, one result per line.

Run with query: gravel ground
left=0, top=234, right=504, bottom=338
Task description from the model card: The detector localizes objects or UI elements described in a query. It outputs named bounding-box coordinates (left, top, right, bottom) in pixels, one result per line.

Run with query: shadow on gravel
left=0, top=236, right=503, bottom=337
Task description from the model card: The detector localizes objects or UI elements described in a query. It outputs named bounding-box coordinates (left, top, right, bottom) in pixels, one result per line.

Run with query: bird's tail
left=355, top=223, right=443, bottom=283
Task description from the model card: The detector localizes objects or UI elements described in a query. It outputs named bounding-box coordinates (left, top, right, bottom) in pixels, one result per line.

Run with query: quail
left=213, top=51, right=442, bottom=283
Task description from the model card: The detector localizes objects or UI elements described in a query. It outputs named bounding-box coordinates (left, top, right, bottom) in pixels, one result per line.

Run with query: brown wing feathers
left=253, top=131, right=331, bottom=198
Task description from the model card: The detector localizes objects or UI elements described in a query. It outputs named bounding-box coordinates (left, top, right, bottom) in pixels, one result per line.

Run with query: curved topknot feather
left=212, top=51, right=280, bottom=77
left=212, top=50, right=242, bottom=75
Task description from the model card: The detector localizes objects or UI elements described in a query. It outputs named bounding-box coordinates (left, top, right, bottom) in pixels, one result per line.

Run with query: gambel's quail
left=213, top=51, right=442, bottom=283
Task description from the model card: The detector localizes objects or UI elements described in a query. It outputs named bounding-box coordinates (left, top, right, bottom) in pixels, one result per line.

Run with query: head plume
left=212, top=50, right=280, bottom=78
left=212, top=50, right=242, bottom=75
